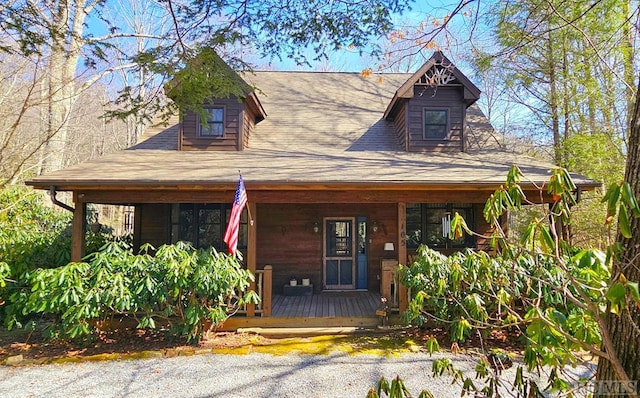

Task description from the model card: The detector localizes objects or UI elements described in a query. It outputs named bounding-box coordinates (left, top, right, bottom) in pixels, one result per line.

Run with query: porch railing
left=227, top=265, right=272, bottom=317
left=382, top=260, right=410, bottom=313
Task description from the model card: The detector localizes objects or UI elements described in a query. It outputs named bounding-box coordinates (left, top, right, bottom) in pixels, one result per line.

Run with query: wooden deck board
left=368, top=292, right=381, bottom=310
left=296, top=296, right=305, bottom=315
left=354, top=297, right=367, bottom=316
left=322, top=295, right=329, bottom=317
left=303, top=295, right=313, bottom=316
left=352, top=295, right=364, bottom=316
left=310, top=294, right=319, bottom=316
left=219, top=289, right=395, bottom=330
left=270, top=291, right=380, bottom=318
left=340, top=297, right=349, bottom=317
left=328, top=296, right=336, bottom=317
left=296, top=296, right=307, bottom=318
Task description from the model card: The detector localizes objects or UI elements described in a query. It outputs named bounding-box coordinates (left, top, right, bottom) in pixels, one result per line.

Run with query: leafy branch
left=395, top=165, right=640, bottom=397
left=16, top=241, right=258, bottom=343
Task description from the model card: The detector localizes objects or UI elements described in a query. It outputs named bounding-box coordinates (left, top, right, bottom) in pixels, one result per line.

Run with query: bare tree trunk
left=596, top=73, right=640, bottom=395
left=583, top=46, right=597, bottom=134
left=40, top=0, right=88, bottom=173
left=561, top=31, right=570, bottom=142
left=622, top=0, right=635, bottom=141
left=547, top=34, right=561, bottom=165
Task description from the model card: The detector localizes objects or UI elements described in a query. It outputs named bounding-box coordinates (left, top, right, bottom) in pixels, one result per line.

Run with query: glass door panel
left=323, top=218, right=356, bottom=289
left=325, top=260, right=339, bottom=286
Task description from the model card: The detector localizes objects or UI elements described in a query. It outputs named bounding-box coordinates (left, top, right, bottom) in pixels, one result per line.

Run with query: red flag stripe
left=223, top=175, right=247, bottom=254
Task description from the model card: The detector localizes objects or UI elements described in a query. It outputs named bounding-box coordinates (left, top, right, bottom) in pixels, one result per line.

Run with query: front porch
left=218, top=262, right=407, bottom=330
left=221, top=290, right=398, bottom=330
left=272, top=291, right=380, bottom=318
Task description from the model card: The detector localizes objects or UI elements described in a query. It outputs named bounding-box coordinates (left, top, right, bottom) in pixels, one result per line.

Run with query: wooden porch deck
left=271, top=291, right=381, bottom=318
left=219, top=291, right=386, bottom=330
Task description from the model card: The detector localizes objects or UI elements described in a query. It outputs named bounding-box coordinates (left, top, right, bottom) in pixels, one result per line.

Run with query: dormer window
left=199, top=106, right=225, bottom=137
left=423, top=109, right=449, bottom=139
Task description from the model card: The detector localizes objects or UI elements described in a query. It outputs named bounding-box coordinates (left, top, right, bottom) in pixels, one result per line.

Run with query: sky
left=86, top=0, right=513, bottom=132
left=258, top=1, right=487, bottom=74
left=85, top=0, right=489, bottom=77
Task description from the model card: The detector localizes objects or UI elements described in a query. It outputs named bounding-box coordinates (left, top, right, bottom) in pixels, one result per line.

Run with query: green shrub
left=0, top=185, right=72, bottom=277
left=0, top=262, right=7, bottom=308
left=1, top=185, right=74, bottom=323
left=402, top=246, right=608, bottom=351
left=20, top=241, right=258, bottom=343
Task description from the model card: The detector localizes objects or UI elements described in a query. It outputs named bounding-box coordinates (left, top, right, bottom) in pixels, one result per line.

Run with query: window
left=406, top=203, right=475, bottom=250
left=423, top=109, right=449, bottom=139
left=326, top=220, right=353, bottom=257
left=199, top=107, right=224, bottom=137
left=170, top=203, right=247, bottom=251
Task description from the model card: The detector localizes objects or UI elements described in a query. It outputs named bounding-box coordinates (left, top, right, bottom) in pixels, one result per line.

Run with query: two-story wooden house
left=27, top=52, right=599, bottom=328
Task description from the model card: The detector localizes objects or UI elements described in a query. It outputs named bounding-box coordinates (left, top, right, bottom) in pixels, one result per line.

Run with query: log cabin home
left=27, top=51, right=599, bottom=329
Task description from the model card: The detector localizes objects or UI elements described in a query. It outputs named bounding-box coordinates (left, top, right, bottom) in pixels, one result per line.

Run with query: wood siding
left=129, top=196, right=504, bottom=293
left=393, top=100, right=407, bottom=151
left=134, top=203, right=170, bottom=250
left=407, top=85, right=464, bottom=152
left=181, top=98, right=243, bottom=151
left=256, top=203, right=397, bottom=294
left=241, top=108, right=255, bottom=150
left=474, top=203, right=492, bottom=251
left=131, top=201, right=398, bottom=295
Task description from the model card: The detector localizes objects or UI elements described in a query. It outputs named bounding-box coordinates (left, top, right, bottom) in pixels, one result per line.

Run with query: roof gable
left=383, top=51, right=481, bottom=120
left=165, top=48, right=266, bottom=121
left=26, top=69, right=600, bottom=191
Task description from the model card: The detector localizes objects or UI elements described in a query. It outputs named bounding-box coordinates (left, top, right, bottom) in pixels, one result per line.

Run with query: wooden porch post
left=71, top=193, right=86, bottom=262
left=263, top=265, right=272, bottom=317
left=246, top=202, right=257, bottom=317
left=398, top=202, right=409, bottom=313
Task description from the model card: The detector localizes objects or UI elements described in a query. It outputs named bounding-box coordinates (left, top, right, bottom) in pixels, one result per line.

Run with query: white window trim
left=422, top=108, right=450, bottom=140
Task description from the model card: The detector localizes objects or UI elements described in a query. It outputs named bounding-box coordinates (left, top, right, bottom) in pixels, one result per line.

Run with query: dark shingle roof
left=27, top=71, right=599, bottom=190
left=129, top=115, right=180, bottom=150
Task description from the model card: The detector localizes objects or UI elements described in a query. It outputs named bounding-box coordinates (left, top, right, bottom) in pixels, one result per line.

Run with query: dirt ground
left=0, top=322, right=524, bottom=365
left=0, top=326, right=255, bottom=363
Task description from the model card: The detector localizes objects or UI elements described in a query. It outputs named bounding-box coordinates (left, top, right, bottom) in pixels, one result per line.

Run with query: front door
left=323, top=217, right=356, bottom=290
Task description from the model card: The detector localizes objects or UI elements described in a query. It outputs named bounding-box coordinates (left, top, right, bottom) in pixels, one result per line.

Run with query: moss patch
left=4, top=326, right=528, bottom=366
left=204, top=334, right=424, bottom=357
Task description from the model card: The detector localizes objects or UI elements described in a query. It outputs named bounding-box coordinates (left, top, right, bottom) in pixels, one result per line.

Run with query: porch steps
left=218, top=316, right=379, bottom=331
left=235, top=326, right=377, bottom=338
left=218, top=314, right=403, bottom=332
left=217, top=292, right=400, bottom=332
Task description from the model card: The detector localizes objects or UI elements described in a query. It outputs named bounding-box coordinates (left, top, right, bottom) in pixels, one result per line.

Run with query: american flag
left=223, top=175, right=247, bottom=254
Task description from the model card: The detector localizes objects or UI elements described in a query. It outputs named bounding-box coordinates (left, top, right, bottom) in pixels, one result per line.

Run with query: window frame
left=422, top=108, right=450, bottom=140
left=406, top=203, right=475, bottom=250
left=170, top=203, right=247, bottom=252
left=198, top=106, right=225, bottom=138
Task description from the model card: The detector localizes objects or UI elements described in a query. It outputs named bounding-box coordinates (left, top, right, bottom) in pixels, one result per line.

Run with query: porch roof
left=27, top=146, right=598, bottom=190
left=27, top=71, right=600, bottom=191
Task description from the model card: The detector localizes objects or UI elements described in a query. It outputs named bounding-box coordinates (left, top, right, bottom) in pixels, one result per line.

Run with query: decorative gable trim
left=383, top=51, right=480, bottom=120
left=419, top=65, right=456, bottom=86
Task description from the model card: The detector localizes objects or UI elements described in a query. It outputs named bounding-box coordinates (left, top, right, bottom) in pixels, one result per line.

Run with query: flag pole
left=239, top=170, right=254, bottom=226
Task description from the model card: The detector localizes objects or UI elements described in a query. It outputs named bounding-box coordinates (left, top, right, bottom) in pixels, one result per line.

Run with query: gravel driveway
left=0, top=351, right=594, bottom=397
